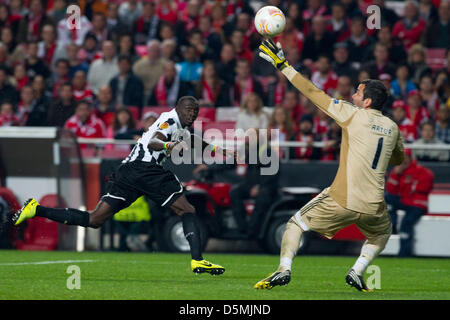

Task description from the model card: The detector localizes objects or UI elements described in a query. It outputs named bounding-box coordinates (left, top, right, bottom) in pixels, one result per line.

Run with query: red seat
left=202, top=121, right=237, bottom=139
left=142, top=106, right=171, bottom=117
left=16, top=194, right=66, bottom=251
left=127, top=106, right=140, bottom=121
left=426, top=48, right=447, bottom=71
left=101, top=148, right=131, bottom=159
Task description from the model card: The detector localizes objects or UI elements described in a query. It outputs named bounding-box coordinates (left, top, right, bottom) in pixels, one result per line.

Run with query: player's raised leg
left=12, top=198, right=116, bottom=229
left=170, top=194, right=225, bottom=275
left=254, top=217, right=304, bottom=289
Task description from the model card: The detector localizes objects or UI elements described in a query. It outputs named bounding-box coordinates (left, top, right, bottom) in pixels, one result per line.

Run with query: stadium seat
left=193, top=107, right=217, bottom=130
left=101, top=148, right=131, bottom=159
left=127, top=106, right=140, bottom=121
left=202, top=121, right=237, bottom=139
left=425, top=48, right=447, bottom=71
left=16, top=194, right=67, bottom=251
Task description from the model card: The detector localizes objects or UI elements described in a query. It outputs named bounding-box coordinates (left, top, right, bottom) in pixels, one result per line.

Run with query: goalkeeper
left=254, top=39, right=405, bottom=292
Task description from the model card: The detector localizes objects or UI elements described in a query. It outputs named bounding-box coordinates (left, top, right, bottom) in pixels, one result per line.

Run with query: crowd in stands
left=0, top=0, right=449, bottom=161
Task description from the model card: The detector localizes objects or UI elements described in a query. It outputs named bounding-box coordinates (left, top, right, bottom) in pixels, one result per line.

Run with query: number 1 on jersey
left=372, top=137, right=384, bottom=169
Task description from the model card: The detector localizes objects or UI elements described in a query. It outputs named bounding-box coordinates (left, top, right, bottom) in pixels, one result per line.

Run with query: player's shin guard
left=352, top=233, right=390, bottom=276
left=181, top=212, right=203, bottom=261
left=36, top=206, right=90, bottom=227
left=277, top=217, right=304, bottom=272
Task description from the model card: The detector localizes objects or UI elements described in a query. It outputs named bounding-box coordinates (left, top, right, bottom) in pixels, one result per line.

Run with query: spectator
left=194, top=60, right=231, bottom=107
left=176, top=45, right=203, bottom=90
left=0, top=102, right=19, bottom=126
left=64, top=43, right=89, bottom=78
left=158, top=22, right=177, bottom=46
left=155, top=0, right=178, bottom=25
left=292, top=114, right=319, bottom=160
left=311, top=55, right=338, bottom=95
left=16, top=0, right=54, bottom=43
left=187, top=28, right=216, bottom=62
left=422, top=0, right=450, bottom=48
left=37, top=24, right=58, bottom=67
left=106, top=2, right=129, bottom=44
left=93, top=85, right=116, bottom=117
left=109, top=55, right=144, bottom=109
left=90, top=12, right=109, bottom=48
left=357, top=69, right=371, bottom=83
left=24, top=41, right=49, bottom=80
left=179, top=0, right=201, bottom=36
left=0, top=66, right=19, bottom=106
left=47, top=82, right=76, bottom=127
left=117, top=33, right=138, bottom=63
left=210, top=1, right=227, bottom=35
left=386, top=149, right=434, bottom=256
left=372, top=0, right=400, bottom=27
left=116, top=110, right=159, bottom=140
left=406, top=89, right=430, bottom=129
left=435, top=104, right=450, bottom=143
left=1, top=26, right=24, bottom=67
left=132, top=40, right=166, bottom=105
left=313, top=109, right=331, bottom=139
left=278, top=17, right=305, bottom=56
left=392, top=100, right=418, bottom=142
left=77, top=32, right=99, bottom=66
left=232, top=59, right=264, bottom=106
left=161, top=39, right=181, bottom=62
left=341, top=0, right=363, bottom=18
left=302, top=16, right=335, bottom=63
left=48, top=0, right=67, bottom=24
left=285, top=46, right=302, bottom=72
left=302, top=0, right=329, bottom=35
left=320, top=120, right=342, bottom=160
left=149, top=60, right=188, bottom=107
left=282, top=90, right=304, bottom=123
left=118, top=0, right=143, bottom=31
left=12, top=64, right=29, bottom=92
left=371, top=25, right=407, bottom=65
left=64, top=100, right=106, bottom=140
left=333, top=75, right=354, bottom=102
left=106, top=107, right=136, bottom=151
left=379, top=73, right=395, bottom=114
left=266, top=70, right=289, bottom=107
left=51, top=58, right=70, bottom=98
left=269, top=106, right=296, bottom=143
left=133, top=1, right=161, bottom=45
left=31, top=74, right=51, bottom=108
left=87, top=40, right=119, bottom=95
left=235, top=92, right=268, bottom=131
left=72, top=70, right=93, bottom=103
left=362, top=43, right=397, bottom=80
left=392, top=0, right=427, bottom=50
left=435, top=69, right=450, bottom=105
left=408, top=44, right=432, bottom=85
left=198, top=16, right=223, bottom=60
left=56, top=9, right=92, bottom=47
left=331, top=42, right=358, bottom=81
left=216, top=43, right=236, bottom=86
left=418, top=0, right=439, bottom=22
left=346, top=15, right=372, bottom=66
left=391, top=64, right=417, bottom=99
left=326, top=1, right=351, bottom=43
left=229, top=29, right=253, bottom=63
left=419, top=74, right=440, bottom=118
left=413, top=120, right=450, bottom=161
left=17, top=85, right=47, bottom=126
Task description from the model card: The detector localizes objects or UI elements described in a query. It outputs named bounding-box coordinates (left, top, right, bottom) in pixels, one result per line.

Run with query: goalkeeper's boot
left=254, top=270, right=291, bottom=290
left=346, top=269, right=372, bottom=292
left=191, top=259, right=225, bottom=275
left=12, top=198, right=39, bottom=226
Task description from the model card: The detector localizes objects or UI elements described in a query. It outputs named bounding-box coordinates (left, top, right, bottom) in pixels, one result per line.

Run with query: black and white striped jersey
left=122, top=108, right=188, bottom=165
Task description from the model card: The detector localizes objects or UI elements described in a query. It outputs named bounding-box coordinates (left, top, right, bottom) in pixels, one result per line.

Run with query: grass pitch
left=0, top=250, right=448, bottom=300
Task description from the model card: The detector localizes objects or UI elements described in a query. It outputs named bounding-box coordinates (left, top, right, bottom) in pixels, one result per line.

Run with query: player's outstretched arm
left=259, top=39, right=356, bottom=126
left=191, top=133, right=238, bottom=161
left=148, top=132, right=182, bottom=153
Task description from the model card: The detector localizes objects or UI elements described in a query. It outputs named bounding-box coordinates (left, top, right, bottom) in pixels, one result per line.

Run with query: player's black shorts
left=102, top=161, right=184, bottom=212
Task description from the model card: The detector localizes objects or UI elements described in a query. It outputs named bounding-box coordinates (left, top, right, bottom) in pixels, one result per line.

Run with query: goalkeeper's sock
left=351, top=242, right=381, bottom=276
left=277, top=218, right=303, bottom=272
left=36, top=206, right=90, bottom=227
left=182, top=213, right=203, bottom=261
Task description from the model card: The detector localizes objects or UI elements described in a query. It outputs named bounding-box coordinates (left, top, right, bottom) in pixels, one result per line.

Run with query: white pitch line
left=0, top=259, right=95, bottom=266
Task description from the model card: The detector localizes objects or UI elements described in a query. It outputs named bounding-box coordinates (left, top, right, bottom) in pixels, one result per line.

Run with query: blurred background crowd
left=0, top=0, right=449, bottom=161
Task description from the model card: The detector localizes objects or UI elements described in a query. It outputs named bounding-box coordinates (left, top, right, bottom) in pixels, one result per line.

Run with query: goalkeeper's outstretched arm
left=259, top=39, right=356, bottom=126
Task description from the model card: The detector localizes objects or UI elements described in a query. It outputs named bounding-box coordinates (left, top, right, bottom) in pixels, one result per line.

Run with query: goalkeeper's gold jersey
left=282, top=66, right=405, bottom=214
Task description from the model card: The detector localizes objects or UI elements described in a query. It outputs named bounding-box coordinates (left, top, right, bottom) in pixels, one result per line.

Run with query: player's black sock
left=181, top=213, right=203, bottom=261
left=36, top=206, right=90, bottom=227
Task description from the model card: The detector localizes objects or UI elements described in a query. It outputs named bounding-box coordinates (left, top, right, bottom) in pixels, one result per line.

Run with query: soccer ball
left=254, top=6, right=286, bottom=38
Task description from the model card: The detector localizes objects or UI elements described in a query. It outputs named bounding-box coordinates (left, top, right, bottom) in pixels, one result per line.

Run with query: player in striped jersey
left=12, top=96, right=236, bottom=275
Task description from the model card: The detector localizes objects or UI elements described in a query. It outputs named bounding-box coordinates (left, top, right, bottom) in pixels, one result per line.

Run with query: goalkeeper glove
left=258, top=39, right=290, bottom=71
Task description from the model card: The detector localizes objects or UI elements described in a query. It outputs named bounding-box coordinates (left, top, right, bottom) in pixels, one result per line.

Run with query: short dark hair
left=176, top=96, right=199, bottom=109
left=360, top=79, right=388, bottom=111
left=420, top=120, right=435, bottom=131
